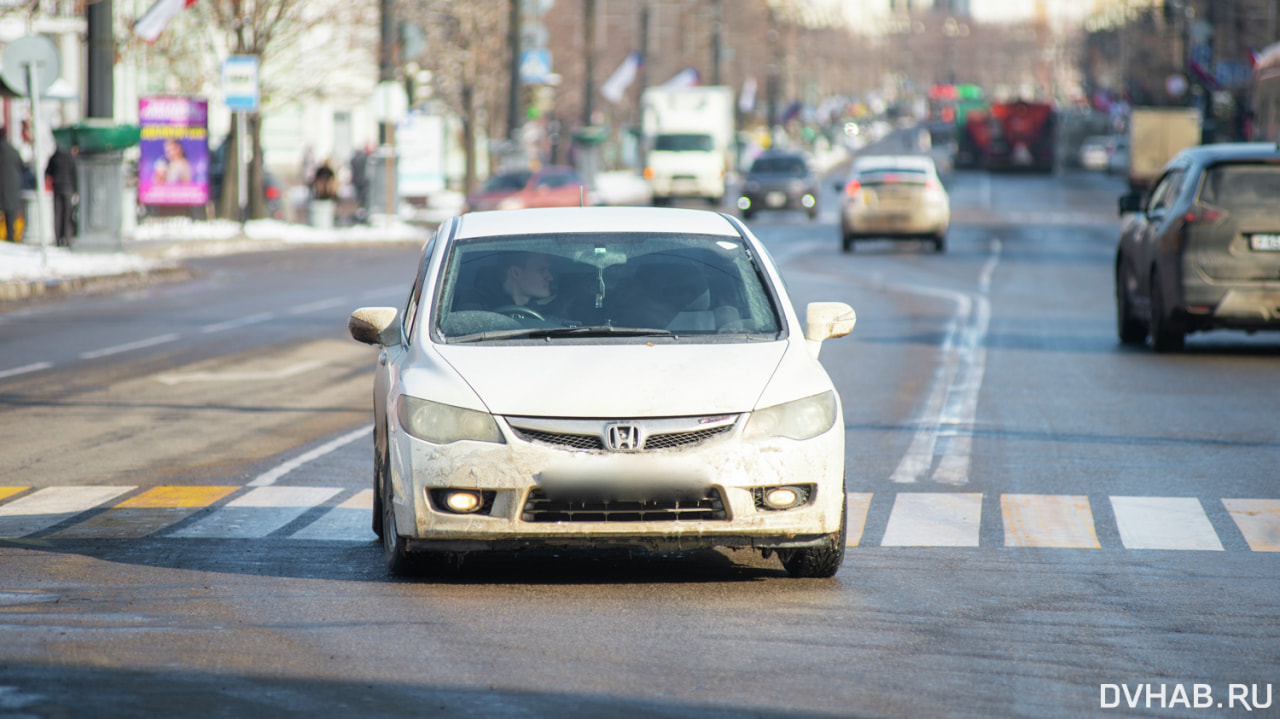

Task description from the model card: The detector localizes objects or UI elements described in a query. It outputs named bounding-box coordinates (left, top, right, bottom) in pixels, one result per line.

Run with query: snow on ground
left=0, top=241, right=161, bottom=283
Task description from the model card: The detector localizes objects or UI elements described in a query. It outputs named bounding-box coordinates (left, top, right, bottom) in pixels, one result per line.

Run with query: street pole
left=583, top=0, right=596, bottom=128
left=507, top=0, right=521, bottom=142
left=711, top=0, right=722, bottom=86
left=24, top=62, right=51, bottom=269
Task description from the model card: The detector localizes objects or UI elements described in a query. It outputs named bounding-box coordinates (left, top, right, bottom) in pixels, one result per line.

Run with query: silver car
left=836, top=154, right=951, bottom=253
left=349, top=206, right=857, bottom=577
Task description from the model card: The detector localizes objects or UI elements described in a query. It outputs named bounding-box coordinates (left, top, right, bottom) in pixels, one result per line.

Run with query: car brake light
left=844, top=180, right=861, bottom=197
left=265, top=186, right=280, bottom=201
left=644, top=166, right=655, bottom=180
left=1184, top=202, right=1225, bottom=224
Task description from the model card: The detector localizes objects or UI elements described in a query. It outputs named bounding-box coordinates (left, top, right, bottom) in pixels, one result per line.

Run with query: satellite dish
left=1, top=36, right=60, bottom=98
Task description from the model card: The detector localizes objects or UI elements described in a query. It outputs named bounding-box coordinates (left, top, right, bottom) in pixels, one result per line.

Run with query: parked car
left=348, top=206, right=857, bottom=577
left=1115, top=142, right=1280, bottom=351
left=835, top=154, right=950, bottom=253
left=1079, top=135, right=1113, bottom=170
left=463, top=166, right=590, bottom=212
left=736, top=149, right=819, bottom=220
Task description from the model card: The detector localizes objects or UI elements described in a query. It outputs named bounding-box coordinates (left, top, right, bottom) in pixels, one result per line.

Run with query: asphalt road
left=0, top=147, right=1278, bottom=718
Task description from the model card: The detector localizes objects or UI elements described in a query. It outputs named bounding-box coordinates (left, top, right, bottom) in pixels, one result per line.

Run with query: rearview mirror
left=1118, top=192, right=1143, bottom=216
left=349, top=307, right=401, bottom=346
left=804, top=302, right=857, bottom=358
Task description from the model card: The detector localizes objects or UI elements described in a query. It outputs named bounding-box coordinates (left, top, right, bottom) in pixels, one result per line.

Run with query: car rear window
left=750, top=157, right=807, bottom=174
left=1198, top=163, right=1280, bottom=210
left=483, top=171, right=531, bottom=192
left=654, top=134, right=714, bottom=152
left=433, top=232, right=783, bottom=342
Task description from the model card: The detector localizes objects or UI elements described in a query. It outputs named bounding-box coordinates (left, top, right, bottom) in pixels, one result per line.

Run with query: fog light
left=763, top=486, right=802, bottom=510
left=737, top=196, right=751, bottom=210
left=444, top=491, right=482, bottom=513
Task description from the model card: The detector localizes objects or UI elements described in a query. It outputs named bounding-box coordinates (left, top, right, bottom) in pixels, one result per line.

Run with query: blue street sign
left=520, top=49, right=552, bottom=85
left=222, top=55, right=260, bottom=112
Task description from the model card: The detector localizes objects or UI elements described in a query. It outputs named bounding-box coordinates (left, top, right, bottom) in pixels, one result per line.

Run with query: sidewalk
left=0, top=216, right=433, bottom=305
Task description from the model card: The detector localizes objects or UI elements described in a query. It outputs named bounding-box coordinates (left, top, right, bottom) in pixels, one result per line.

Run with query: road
left=0, top=148, right=1278, bottom=718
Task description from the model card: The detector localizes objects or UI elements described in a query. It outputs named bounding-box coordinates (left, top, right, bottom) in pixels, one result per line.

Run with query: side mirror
left=349, top=307, right=401, bottom=346
left=804, top=301, right=857, bottom=359
left=1118, top=193, right=1143, bottom=216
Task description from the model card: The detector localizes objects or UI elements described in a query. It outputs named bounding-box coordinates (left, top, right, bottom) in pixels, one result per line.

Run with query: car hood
left=435, top=342, right=788, bottom=417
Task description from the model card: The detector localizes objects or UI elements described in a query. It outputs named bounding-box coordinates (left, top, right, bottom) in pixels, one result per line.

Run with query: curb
left=0, top=265, right=195, bottom=306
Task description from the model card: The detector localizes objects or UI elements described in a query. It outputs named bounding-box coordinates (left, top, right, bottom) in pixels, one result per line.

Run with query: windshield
left=431, top=232, right=783, bottom=343
left=482, top=171, right=532, bottom=192
left=654, top=134, right=714, bottom=152
left=750, top=157, right=808, bottom=174
left=1198, top=163, right=1280, bottom=211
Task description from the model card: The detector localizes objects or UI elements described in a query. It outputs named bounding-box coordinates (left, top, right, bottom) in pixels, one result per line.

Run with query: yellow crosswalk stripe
left=51, top=486, right=240, bottom=539
left=1223, top=499, right=1280, bottom=552
left=1001, top=494, right=1100, bottom=548
left=115, top=486, right=239, bottom=509
left=0, top=487, right=27, bottom=502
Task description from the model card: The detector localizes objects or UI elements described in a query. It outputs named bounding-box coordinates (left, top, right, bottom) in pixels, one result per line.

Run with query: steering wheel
left=493, top=305, right=546, bottom=321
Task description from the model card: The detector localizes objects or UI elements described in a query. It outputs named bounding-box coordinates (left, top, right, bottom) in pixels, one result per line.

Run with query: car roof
left=452, top=206, right=744, bottom=240
left=850, top=154, right=938, bottom=173
left=1170, top=142, right=1280, bottom=167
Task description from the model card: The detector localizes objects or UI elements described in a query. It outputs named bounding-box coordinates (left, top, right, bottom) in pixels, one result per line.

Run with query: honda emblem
left=605, top=424, right=644, bottom=451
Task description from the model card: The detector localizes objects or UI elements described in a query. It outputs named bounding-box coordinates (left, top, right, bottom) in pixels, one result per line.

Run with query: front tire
left=780, top=494, right=847, bottom=578
left=381, top=460, right=417, bottom=576
left=933, top=233, right=947, bottom=253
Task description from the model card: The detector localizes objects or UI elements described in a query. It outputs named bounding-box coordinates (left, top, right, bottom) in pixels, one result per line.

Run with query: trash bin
left=308, top=199, right=335, bottom=229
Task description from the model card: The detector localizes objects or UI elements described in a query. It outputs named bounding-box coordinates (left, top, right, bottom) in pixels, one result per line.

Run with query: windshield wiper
left=449, top=326, right=675, bottom=343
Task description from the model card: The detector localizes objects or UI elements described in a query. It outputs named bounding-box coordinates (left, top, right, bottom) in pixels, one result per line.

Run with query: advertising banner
left=138, top=96, right=209, bottom=206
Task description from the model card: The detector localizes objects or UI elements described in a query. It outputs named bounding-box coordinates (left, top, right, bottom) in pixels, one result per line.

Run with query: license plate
left=1249, top=234, right=1280, bottom=251
left=766, top=191, right=787, bottom=207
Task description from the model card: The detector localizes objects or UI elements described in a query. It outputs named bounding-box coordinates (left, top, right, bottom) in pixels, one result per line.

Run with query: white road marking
left=1002, top=494, right=1100, bottom=548
left=1222, top=499, right=1280, bottom=552
left=0, top=486, right=136, bottom=537
left=0, top=362, right=53, bottom=380
left=288, top=298, right=350, bottom=315
left=889, top=240, right=999, bottom=485
left=1110, top=497, right=1224, bottom=551
left=169, top=486, right=340, bottom=539
left=80, top=333, right=179, bottom=359
left=248, top=424, right=373, bottom=487
left=845, top=492, right=874, bottom=547
left=291, top=489, right=376, bottom=541
left=200, top=312, right=276, bottom=334
left=880, top=492, right=983, bottom=547
left=154, top=360, right=327, bottom=385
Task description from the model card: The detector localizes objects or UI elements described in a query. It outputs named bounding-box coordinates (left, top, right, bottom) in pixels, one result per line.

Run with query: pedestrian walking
left=46, top=145, right=78, bottom=247
left=0, top=130, right=24, bottom=242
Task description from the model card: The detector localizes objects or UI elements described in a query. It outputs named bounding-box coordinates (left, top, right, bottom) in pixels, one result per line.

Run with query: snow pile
left=0, top=242, right=163, bottom=282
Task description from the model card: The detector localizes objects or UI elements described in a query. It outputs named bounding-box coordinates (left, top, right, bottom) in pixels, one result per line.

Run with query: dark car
left=736, top=150, right=818, bottom=221
left=1115, top=142, right=1280, bottom=352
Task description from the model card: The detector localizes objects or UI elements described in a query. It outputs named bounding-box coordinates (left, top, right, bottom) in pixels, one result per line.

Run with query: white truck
left=640, top=86, right=735, bottom=206
left=1126, top=107, right=1202, bottom=194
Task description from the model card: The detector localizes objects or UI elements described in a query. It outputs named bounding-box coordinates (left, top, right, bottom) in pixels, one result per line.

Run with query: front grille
left=521, top=488, right=727, bottom=523
left=511, top=428, right=604, bottom=450
left=510, top=423, right=733, bottom=452
left=644, top=425, right=733, bottom=450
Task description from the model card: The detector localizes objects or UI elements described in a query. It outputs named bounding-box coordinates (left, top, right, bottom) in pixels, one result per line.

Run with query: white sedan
left=349, top=206, right=857, bottom=577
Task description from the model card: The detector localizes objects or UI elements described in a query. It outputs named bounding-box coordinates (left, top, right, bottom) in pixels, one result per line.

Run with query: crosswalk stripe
left=1002, top=494, right=1100, bottom=548
left=880, top=492, right=983, bottom=547
left=1222, top=499, right=1280, bottom=552
left=169, top=486, right=340, bottom=539
left=845, top=492, right=873, bottom=547
left=0, top=487, right=27, bottom=502
left=0, top=486, right=136, bottom=538
left=51, top=486, right=240, bottom=539
left=1111, top=497, right=1224, bottom=551
left=291, top=489, right=376, bottom=541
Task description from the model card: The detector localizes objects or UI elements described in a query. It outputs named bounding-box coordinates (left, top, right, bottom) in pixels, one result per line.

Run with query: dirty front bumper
left=386, top=414, right=845, bottom=553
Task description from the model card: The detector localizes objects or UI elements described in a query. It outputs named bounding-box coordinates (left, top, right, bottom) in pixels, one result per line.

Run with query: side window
left=402, top=235, right=436, bottom=343
left=1147, top=170, right=1184, bottom=214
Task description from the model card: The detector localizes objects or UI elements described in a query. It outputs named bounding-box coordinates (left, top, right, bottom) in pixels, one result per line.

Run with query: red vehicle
left=956, top=107, right=993, bottom=169
left=984, top=101, right=1056, bottom=172
left=463, top=166, right=591, bottom=212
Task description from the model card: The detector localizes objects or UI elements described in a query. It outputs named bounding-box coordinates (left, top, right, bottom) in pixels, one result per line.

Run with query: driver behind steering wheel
left=498, top=252, right=554, bottom=310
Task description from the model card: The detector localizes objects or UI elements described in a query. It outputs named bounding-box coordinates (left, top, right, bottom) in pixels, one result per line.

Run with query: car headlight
left=497, top=196, right=525, bottom=211
left=397, top=395, right=505, bottom=444
left=743, top=391, right=837, bottom=441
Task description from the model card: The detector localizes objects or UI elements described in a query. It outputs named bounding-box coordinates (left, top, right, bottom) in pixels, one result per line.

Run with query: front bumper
left=386, top=415, right=845, bottom=553
left=738, top=187, right=817, bottom=213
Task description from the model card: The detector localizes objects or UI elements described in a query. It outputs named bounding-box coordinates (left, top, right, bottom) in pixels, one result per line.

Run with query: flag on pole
left=662, top=67, right=701, bottom=88
left=135, top=0, right=199, bottom=43
left=739, top=77, right=758, bottom=114
left=601, top=52, right=642, bottom=104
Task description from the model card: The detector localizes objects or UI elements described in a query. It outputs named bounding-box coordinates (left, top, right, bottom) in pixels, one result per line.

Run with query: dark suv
left=1115, top=142, right=1280, bottom=351
left=736, top=150, right=818, bottom=221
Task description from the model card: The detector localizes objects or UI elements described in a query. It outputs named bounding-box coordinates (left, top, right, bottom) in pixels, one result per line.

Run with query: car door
left=375, top=233, right=434, bottom=457
left=1133, top=169, right=1185, bottom=299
